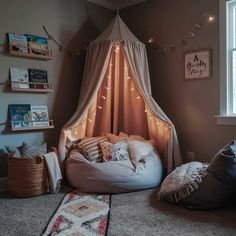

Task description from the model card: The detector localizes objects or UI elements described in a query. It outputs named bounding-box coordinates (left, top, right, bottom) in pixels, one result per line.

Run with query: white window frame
left=217, top=0, right=236, bottom=125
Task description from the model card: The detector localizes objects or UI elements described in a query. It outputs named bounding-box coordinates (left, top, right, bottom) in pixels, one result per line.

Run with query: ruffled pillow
left=158, top=162, right=208, bottom=203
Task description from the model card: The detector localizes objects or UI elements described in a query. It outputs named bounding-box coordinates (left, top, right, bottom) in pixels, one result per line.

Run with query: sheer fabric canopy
left=58, top=15, right=182, bottom=173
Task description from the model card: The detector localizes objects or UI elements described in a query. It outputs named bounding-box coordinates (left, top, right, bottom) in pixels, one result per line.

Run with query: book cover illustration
left=31, top=105, right=49, bottom=127
left=10, top=68, right=29, bottom=89
left=28, top=69, right=49, bottom=89
left=9, top=104, right=32, bottom=129
left=26, top=34, right=48, bottom=55
left=8, top=33, right=28, bottom=53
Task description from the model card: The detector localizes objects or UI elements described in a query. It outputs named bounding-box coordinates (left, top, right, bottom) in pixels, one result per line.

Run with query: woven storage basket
left=8, top=155, right=48, bottom=197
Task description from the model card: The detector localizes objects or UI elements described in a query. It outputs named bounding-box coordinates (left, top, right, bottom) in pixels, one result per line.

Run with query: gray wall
left=0, top=0, right=114, bottom=177
left=121, top=0, right=236, bottom=163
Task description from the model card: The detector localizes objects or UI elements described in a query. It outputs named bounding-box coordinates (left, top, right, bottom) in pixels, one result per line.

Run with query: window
left=218, top=0, right=236, bottom=125
left=227, top=0, right=236, bottom=114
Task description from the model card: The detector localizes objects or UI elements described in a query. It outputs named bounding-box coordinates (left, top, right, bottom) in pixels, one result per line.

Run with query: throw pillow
left=99, top=141, right=113, bottom=162
left=106, top=133, right=126, bottom=144
left=119, top=132, right=129, bottom=139
left=5, top=145, right=21, bottom=158
left=128, top=135, right=146, bottom=142
left=106, top=133, right=120, bottom=144
left=127, top=140, right=153, bottom=163
left=20, top=142, right=47, bottom=158
left=112, top=140, right=130, bottom=161
left=158, top=162, right=208, bottom=203
left=78, top=136, right=108, bottom=162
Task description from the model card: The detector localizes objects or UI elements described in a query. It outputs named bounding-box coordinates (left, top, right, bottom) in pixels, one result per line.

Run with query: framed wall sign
left=184, top=49, right=211, bottom=80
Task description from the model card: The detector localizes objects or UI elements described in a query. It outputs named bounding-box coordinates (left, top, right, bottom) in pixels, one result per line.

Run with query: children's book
left=8, top=33, right=28, bottom=53
left=26, top=34, right=48, bottom=55
left=10, top=68, right=29, bottom=89
left=8, top=104, right=32, bottom=128
left=28, top=69, right=48, bottom=89
left=30, top=105, right=49, bottom=127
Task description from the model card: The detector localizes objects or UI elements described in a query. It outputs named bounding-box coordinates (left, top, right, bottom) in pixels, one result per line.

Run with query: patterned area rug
left=42, top=192, right=111, bottom=236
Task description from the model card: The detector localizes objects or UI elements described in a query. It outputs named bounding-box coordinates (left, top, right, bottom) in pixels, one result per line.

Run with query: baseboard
left=0, top=177, right=8, bottom=192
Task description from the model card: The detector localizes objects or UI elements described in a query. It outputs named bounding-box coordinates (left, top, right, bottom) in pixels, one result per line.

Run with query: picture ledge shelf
left=11, top=81, right=53, bottom=93
left=9, top=43, right=52, bottom=60
left=10, top=120, right=54, bottom=131
left=11, top=87, right=53, bottom=93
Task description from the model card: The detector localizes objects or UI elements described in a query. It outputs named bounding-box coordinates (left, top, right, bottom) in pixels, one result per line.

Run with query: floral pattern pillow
left=112, top=140, right=130, bottom=161
left=99, top=141, right=113, bottom=162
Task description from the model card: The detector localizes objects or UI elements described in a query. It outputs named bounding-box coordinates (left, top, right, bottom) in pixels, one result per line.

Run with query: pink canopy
left=58, top=15, right=182, bottom=173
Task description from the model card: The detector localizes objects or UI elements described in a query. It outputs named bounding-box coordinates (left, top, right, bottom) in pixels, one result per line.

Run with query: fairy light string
left=71, top=44, right=171, bottom=137
left=147, top=12, right=215, bottom=54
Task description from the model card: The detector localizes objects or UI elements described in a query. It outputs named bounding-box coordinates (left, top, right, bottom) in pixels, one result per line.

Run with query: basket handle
left=36, top=155, right=44, bottom=164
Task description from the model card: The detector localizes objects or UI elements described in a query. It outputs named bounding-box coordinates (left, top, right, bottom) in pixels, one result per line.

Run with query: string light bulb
left=101, top=96, right=106, bottom=100
left=131, top=87, right=135, bottom=91
left=147, top=12, right=214, bottom=54
left=136, top=96, right=140, bottom=100
left=208, top=16, right=215, bottom=22
left=148, top=37, right=154, bottom=43
left=114, top=44, right=120, bottom=53
left=97, top=106, right=103, bottom=110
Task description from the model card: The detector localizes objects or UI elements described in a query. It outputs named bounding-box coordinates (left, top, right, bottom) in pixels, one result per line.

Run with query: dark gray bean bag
left=179, top=140, right=236, bottom=209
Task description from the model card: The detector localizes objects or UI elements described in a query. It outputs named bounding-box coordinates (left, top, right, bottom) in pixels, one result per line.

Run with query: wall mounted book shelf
left=10, top=81, right=53, bottom=93
left=10, top=119, right=54, bottom=132
left=9, top=43, right=52, bottom=60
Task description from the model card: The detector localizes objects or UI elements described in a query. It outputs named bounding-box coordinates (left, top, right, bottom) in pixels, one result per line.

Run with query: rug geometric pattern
left=42, top=191, right=110, bottom=236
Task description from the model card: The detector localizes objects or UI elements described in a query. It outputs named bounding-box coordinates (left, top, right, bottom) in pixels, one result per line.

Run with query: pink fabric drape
left=58, top=15, right=182, bottom=173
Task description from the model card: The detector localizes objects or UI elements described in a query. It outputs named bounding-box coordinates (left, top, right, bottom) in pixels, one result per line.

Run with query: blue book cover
left=8, top=104, right=32, bottom=128
left=25, top=34, right=48, bottom=55
left=8, top=33, right=28, bottom=53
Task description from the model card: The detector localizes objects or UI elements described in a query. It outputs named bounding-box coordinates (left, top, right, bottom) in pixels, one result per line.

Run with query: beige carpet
left=0, top=188, right=235, bottom=236
left=107, top=189, right=236, bottom=236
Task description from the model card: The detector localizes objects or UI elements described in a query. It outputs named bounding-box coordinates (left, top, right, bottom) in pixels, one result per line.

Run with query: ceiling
left=88, top=0, right=147, bottom=11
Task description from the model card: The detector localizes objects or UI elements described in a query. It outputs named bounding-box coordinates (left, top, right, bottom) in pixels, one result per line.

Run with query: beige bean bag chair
left=66, top=144, right=163, bottom=193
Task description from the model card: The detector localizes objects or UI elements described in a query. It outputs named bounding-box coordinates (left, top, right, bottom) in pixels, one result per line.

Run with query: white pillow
left=127, top=140, right=153, bottom=163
